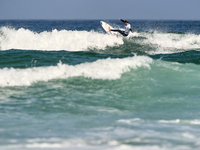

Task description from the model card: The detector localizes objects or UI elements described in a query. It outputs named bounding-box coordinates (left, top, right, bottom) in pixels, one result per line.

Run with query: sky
left=0, top=0, right=200, bottom=20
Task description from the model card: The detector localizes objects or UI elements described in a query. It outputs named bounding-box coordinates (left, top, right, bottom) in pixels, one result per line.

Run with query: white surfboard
left=100, top=21, right=120, bottom=36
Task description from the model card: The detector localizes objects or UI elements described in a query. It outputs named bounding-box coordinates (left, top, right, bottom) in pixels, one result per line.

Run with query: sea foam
left=0, top=27, right=123, bottom=51
left=1, top=27, right=199, bottom=54
left=137, top=31, right=200, bottom=54
left=0, top=56, right=152, bottom=87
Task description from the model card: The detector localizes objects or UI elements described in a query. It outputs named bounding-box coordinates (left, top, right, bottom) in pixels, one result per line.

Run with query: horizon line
left=1, top=19, right=200, bottom=21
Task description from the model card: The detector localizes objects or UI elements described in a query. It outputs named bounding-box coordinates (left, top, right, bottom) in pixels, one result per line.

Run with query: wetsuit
left=111, top=19, right=133, bottom=36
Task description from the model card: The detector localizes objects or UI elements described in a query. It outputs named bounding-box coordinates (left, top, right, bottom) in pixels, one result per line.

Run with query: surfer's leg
left=111, top=29, right=127, bottom=36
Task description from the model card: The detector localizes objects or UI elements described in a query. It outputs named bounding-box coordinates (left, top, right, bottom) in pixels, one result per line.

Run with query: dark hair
left=125, top=20, right=129, bottom=23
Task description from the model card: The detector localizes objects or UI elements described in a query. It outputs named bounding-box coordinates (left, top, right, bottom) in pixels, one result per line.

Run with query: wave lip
left=0, top=27, right=123, bottom=51
left=0, top=56, right=152, bottom=87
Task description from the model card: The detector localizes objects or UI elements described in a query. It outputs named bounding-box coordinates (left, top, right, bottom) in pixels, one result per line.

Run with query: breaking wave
left=1, top=27, right=200, bottom=54
left=0, top=55, right=152, bottom=87
left=0, top=27, right=123, bottom=51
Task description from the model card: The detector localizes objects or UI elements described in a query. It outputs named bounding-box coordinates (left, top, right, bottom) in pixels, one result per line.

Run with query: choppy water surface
left=0, top=20, right=200, bottom=150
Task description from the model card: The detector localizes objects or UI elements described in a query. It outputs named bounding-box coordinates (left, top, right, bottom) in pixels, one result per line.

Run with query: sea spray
left=139, top=31, right=200, bottom=54
left=0, top=27, right=123, bottom=51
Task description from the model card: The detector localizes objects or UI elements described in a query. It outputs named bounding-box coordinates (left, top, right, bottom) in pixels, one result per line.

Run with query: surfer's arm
left=119, top=18, right=125, bottom=23
left=130, top=28, right=133, bottom=33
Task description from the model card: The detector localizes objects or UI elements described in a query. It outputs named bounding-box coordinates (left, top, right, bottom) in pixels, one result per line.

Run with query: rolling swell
left=1, top=49, right=200, bottom=70
left=152, top=50, right=200, bottom=64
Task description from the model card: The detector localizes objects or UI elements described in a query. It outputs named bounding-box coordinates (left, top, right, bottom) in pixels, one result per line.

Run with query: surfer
left=109, top=18, right=133, bottom=36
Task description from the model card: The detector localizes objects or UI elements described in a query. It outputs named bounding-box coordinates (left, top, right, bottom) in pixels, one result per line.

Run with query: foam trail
left=138, top=31, right=200, bottom=54
left=0, top=56, right=152, bottom=87
left=0, top=27, right=123, bottom=51
left=159, top=119, right=200, bottom=125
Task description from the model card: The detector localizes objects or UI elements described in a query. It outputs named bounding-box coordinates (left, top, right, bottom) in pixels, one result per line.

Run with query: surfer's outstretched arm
left=119, top=18, right=125, bottom=23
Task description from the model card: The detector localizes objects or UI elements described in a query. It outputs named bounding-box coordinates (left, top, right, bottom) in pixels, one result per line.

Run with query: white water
left=0, top=27, right=123, bottom=51
left=0, top=56, right=152, bottom=87
left=134, top=31, right=200, bottom=54
left=1, top=27, right=200, bottom=54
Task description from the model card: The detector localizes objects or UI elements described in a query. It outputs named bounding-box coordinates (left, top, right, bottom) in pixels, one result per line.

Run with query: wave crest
left=0, top=27, right=123, bottom=51
left=0, top=56, right=152, bottom=87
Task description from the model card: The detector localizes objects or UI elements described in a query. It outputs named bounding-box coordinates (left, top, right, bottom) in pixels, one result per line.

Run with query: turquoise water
left=0, top=20, right=200, bottom=149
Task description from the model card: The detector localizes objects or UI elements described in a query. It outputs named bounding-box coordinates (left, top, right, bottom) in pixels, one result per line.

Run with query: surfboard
left=100, top=21, right=120, bottom=36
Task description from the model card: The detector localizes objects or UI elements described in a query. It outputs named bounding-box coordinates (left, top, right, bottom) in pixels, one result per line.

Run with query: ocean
left=0, top=20, right=200, bottom=150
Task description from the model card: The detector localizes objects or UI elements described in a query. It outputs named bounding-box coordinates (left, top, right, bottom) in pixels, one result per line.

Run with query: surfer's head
left=124, top=20, right=129, bottom=25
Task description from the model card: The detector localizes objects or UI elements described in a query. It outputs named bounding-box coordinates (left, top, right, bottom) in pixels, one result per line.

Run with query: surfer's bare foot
left=108, top=27, right=111, bottom=31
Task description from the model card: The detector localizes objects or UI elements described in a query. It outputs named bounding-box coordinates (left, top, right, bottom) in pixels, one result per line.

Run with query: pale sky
left=0, top=0, right=200, bottom=20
